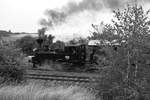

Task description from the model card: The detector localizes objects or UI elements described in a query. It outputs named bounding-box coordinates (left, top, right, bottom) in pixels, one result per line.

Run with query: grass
left=1, top=33, right=38, bottom=42
left=0, top=83, right=98, bottom=100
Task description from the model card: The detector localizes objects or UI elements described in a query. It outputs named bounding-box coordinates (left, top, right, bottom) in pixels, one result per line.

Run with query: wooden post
left=134, top=49, right=138, bottom=81
left=126, top=51, right=130, bottom=80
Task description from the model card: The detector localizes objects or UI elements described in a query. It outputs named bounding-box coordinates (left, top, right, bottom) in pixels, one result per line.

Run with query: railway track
left=24, top=68, right=101, bottom=83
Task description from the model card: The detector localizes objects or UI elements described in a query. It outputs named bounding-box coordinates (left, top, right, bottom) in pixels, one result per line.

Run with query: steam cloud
left=40, top=0, right=129, bottom=28
left=104, top=0, right=123, bottom=9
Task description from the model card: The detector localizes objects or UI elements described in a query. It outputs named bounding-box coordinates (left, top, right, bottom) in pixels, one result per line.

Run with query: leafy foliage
left=0, top=65, right=24, bottom=83
left=112, top=3, right=150, bottom=81
left=0, top=41, right=25, bottom=83
left=15, top=35, right=37, bottom=55
left=91, top=3, right=150, bottom=99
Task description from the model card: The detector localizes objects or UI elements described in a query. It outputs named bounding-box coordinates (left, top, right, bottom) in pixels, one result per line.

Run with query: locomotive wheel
left=33, top=63, right=37, bottom=68
left=32, top=62, right=40, bottom=68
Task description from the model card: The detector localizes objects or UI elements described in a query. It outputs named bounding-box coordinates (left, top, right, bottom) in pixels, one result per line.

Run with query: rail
left=24, top=68, right=101, bottom=83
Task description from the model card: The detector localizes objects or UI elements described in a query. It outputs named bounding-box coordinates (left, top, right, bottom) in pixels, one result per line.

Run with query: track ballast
left=24, top=68, right=101, bottom=83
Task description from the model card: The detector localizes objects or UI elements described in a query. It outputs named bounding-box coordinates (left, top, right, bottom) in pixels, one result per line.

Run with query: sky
left=0, top=0, right=150, bottom=41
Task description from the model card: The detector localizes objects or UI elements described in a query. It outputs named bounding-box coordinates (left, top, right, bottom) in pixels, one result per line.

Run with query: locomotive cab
left=31, top=38, right=87, bottom=68
left=64, top=44, right=86, bottom=65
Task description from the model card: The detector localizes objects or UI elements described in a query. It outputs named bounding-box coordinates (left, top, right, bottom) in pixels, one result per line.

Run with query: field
left=0, top=82, right=97, bottom=100
left=1, top=32, right=37, bottom=41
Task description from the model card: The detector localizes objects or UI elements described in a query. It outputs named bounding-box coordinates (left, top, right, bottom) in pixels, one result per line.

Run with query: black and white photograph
left=0, top=0, right=150, bottom=100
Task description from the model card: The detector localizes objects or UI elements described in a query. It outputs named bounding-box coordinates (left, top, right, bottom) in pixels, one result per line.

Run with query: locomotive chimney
left=37, top=27, right=47, bottom=48
left=36, top=38, right=43, bottom=48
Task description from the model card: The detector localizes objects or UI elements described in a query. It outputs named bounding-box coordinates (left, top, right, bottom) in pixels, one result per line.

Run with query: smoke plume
left=40, top=0, right=103, bottom=28
left=104, top=0, right=123, bottom=9
left=40, top=0, right=129, bottom=28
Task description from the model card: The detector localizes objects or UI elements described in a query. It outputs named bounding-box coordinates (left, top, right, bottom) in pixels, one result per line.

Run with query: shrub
left=0, top=65, right=24, bottom=83
left=15, top=35, right=37, bottom=55
left=0, top=41, right=25, bottom=83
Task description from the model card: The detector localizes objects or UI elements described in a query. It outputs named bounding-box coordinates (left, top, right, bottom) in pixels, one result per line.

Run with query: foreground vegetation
left=0, top=2, right=150, bottom=100
left=0, top=83, right=97, bottom=100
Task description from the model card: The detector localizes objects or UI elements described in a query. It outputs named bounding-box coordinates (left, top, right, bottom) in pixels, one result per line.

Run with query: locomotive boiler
left=30, top=38, right=120, bottom=70
left=31, top=38, right=99, bottom=68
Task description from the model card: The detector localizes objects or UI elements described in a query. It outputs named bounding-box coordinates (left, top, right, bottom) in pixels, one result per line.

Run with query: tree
left=15, top=36, right=37, bottom=55
left=93, top=3, right=150, bottom=99
left=111, top=4, right=150, bottom=99
left=91, top=3, right=150, bottom=81
left=112, top=3, right=150, bottom=81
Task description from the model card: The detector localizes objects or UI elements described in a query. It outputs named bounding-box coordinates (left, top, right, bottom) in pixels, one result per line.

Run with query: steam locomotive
left=30, top=38, right=120, bottom=69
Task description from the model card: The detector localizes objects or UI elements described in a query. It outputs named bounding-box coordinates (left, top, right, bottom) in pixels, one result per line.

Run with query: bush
left=0, top=65, right=24, bottom=83
left=0, top=41, right=25, bottom=84
left=15, top=35, right=37, bottom=55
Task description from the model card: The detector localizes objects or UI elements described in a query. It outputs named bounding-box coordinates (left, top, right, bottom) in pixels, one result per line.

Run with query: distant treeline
left=0, top=30, right=37, bottom=37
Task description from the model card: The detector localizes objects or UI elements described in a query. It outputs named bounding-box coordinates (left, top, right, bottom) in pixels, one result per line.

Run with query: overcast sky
left=0, top=0, right=149, bottom=41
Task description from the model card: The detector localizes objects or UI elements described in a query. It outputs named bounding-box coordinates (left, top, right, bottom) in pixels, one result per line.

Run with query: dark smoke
left=143, top=0, right=150, bottom=3
left=40, top=10, right=67, bottom=27
left=40, top=0, right=103, bottom=28
left=40, top=0, right=128, bottom=28
left=104, top=0, right=122, bottom=9
left=66, top=0, right=103, bottom=14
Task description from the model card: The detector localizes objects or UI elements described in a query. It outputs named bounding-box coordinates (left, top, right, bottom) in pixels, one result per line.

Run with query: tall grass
left=0, top=83, right=97, bottom=100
